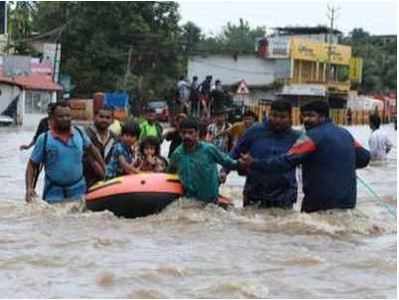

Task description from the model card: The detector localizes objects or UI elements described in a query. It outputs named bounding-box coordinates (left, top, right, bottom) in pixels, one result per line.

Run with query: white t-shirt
left=368, top=128, right=393, bottom=160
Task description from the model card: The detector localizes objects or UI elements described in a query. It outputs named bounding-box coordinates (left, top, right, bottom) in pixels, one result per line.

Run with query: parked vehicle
left=147, top=100, right=169, bottom=122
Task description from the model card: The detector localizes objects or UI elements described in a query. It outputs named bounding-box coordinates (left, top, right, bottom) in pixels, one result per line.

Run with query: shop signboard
left=290, top=38, right=351, bottom=65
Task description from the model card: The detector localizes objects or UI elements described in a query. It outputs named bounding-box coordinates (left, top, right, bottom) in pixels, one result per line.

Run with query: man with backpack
left=25, top=102, right=106, bottom=204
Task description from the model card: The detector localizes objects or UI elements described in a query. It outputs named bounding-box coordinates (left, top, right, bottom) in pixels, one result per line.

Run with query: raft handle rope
left=357, top=175, right=396, bottom=218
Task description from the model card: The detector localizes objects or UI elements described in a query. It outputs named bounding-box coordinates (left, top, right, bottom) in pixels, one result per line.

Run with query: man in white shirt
left=177, top=76, right=191, bottom=114
left=368, top=114, right=393, bottom=160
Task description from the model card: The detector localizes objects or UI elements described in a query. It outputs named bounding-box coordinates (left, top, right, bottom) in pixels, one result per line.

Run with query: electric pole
left=124, top=46, right=133, bottom=88
left=326, top=4, right=340, bottom=103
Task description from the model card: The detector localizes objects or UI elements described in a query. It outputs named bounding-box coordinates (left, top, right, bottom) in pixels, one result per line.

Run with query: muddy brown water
left=0, top=116, right=396, bottom=298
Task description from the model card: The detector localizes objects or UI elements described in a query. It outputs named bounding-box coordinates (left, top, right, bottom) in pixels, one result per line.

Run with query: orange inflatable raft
left=85, top=173, right=233, bottom=218
left=86, top=173, right=183, bottom=218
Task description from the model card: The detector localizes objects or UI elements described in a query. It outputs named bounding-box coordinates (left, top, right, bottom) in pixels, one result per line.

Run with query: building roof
left=0, top=74, right=63, bottom=91
left=14, top=74, right=63, bottom=91
left=0, top=77, right=24, bottom=88
left=274, top=26, right=342, bottom=35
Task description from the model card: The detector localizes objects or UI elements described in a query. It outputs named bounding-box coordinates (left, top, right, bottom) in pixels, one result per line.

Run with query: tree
left=7, top=1, right=36, bottom=54
left=196, top=18, right=266, bottom=55
left=181, top=21, right=202, bottom=55
left=32, top=1, right=182, bottom=99
left=344, top=28, right=396, bottom=93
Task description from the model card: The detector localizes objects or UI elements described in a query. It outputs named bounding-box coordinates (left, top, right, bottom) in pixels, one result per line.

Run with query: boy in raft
left=167, top=117, right=241, bottom=204
left=137, top=136, right=168, bottom=172
left=106, top=122, right=141, bottom=179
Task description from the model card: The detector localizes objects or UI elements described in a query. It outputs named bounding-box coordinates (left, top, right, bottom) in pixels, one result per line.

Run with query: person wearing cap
left=239, top=100, right=370, bottom=213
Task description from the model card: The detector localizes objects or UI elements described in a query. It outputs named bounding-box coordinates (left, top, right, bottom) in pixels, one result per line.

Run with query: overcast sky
left=178, top=0, right=397, bottom=36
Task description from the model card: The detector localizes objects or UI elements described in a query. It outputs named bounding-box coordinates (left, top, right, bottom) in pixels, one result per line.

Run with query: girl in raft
left=137, top=136, right=168, bottom=172
left=106, top=122, right=141, bottom=179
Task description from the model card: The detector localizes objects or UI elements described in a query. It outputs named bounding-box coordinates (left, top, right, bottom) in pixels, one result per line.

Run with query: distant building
left=260, top=26, right=362, bottom=108
left=187, top=54, right=287, bottom=105
left=188, top=26, right=363, bottom=108
left=0, top=55, right=62, bottom=125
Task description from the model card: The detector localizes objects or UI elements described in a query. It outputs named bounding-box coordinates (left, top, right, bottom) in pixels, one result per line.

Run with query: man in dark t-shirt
left=20, top=103, right=55, bottom=150
left=164, top=113, right=187, bottom=158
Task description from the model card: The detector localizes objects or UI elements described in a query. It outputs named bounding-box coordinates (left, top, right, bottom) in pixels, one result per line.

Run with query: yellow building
left=288, top=37, right=362, bottom=98
left=268, top=27, right=362, bottom=106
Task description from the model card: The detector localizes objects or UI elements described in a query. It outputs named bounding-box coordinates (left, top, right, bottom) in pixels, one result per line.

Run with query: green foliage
left=7, top=1, right=36, bottom=54
left=181, top=21, right=202, bottom=56
left=196, top=18, right=266, bottom=55
left=32, top=1, right=182, bottom=99
left=344, top=28, right=396, bottom=93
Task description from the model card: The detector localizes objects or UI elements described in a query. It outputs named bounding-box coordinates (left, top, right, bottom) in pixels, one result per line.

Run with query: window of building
left=25, top=91, right=51, bottom=114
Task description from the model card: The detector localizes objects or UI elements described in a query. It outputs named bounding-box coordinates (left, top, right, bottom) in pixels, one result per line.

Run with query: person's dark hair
left=95, top=105, right=114, bottom=115
left=121, top=121, right=141, bottom=137
left=199, top=120, right=208, bottom=139
left=179, top=75, right=185, bottom=81
left=50, top=101, right=69, bottom=117
left=215, top=79, right=221, bottom=85
left=369, top=113, right=381, bottom=129
left=193, top=76, right=198, bottom=81
left=271, top=100, right=292, bottom=113
left=301, top=100, right=330, bottom=117
left=243, top=110, right=258, bottom=120
left=180, top=117, right=199, bottom=131
left=145, top=107, right=156, bottom=114
left=140, top=136, right=161, bottom=156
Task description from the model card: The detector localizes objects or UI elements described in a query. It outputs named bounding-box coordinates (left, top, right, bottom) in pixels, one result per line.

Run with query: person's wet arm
left=242, top=134, right=317, bottom=173
left=209, top=144, right=239, bottom=170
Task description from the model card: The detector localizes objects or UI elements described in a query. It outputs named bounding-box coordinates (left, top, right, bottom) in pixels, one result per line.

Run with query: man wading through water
left=83, top=105, right=118, bottom=188
left=25, top=102, right=106, bottom=204
left=240, top=100, right=370, bottom=213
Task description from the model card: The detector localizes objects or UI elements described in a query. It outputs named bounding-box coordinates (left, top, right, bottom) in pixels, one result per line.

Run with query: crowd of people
left=174, top=75, right=232, bottom=119
left=22, top=82, right=396, bottom=214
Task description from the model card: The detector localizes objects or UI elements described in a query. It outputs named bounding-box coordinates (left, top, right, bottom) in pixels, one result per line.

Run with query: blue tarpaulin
left=104, top=92, right=128, bottom=109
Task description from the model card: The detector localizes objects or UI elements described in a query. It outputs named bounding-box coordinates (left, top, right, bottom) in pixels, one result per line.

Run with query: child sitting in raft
left=137, top=136, right=168, bottom=172
left=106, top=122, right=141, bottom=179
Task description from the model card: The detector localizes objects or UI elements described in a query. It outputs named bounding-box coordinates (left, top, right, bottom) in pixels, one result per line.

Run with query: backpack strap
left=74, top=126, right=85, bottom=142
left=42, top=127, right=85, bottom=200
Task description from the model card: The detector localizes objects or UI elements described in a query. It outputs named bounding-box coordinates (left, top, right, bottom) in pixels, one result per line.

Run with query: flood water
left=0, top=115, right=396, bottom=298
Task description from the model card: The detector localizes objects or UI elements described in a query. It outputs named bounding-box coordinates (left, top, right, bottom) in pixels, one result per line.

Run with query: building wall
left=187, top=55, right=277, bottom=86
left=0, top=83, right=21, bottom=114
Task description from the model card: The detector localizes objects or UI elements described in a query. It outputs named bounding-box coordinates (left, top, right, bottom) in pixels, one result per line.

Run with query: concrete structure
left=187, top=54, right=287, bottom=105
left=0, top=71, right=62, bottom=125
left=262, top=26, right=362, bottom=107
left=188, top=26, right=362, bottom=108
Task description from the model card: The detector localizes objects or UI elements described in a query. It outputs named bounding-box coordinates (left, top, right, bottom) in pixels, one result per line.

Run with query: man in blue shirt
left=240, top=101, right=370, bottom=213
left=222, top=100, right=300, bottom=208
left=25, top=102, right=106, bottom=204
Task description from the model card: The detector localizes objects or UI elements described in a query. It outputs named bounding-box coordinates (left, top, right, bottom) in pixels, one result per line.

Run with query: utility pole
left=124, top=46, right=133, bottom=88
left=326, top=4, right=339, bottom=103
